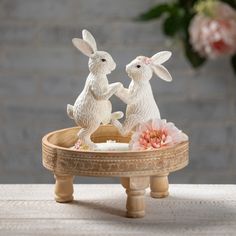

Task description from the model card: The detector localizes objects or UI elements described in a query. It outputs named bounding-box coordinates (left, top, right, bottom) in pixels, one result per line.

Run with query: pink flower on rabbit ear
left=143, top=57, right=153, bottom=65
left=137, top=56, right=153, bottom=65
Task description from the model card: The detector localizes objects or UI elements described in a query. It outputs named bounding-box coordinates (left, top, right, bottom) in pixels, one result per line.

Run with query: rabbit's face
left=126, top=56, right=153, bottom=81
left=89, top=51, right=116, bottom=76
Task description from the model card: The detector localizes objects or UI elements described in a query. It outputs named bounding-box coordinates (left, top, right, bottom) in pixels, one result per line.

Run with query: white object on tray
left=95, top=140, right=129, bottom=151
left=71, top=140, right=129, bottom=151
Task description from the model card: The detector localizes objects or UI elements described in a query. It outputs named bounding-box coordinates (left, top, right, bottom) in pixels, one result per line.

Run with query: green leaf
left=231, top=54, right=236, bottom=75
left=184, top=41, right=206, bottom=68
left=137, top=4, right=171, bottom=21
left=162, top=13, right=183, bottom=37
left=178, top=0, right=198, bottom=9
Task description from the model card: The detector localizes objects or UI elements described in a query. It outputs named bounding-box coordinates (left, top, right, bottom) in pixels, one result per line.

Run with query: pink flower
left=73, top=139, right=89, bottom=151
left=189, top=1, right=236, bottom=58
left=129, top=119, right=188, bottom=150
left=137, top=56, right=153, bottom=65
left=74, top=140, right=82, bottom=150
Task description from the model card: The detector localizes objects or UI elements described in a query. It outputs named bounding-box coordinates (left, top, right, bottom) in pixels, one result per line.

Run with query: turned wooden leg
left=54, top=174, right=74, bottom=203
left=150, top=173, right=169, bottom=198
left=120, top=176, right=149, bottom=218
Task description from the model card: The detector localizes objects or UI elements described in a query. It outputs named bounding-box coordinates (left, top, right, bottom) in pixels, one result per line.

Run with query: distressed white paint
left=0, top=185, right=236, bottom=235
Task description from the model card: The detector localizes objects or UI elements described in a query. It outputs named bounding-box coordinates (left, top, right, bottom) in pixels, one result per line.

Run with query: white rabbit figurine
left=113, top=51, right=172, bottom=136
left=67, top=29, right=123, bottom=149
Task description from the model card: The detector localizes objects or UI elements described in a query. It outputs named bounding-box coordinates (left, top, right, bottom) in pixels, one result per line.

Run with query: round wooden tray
left=42, top=124, right=189, bottom=218
left=42, top=125, right=188, bottom=177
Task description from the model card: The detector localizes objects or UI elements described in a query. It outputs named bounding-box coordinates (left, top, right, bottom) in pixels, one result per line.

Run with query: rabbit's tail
left=111, top=111, right=124, bottom=121
left=67, top=104, right=74, bottom=120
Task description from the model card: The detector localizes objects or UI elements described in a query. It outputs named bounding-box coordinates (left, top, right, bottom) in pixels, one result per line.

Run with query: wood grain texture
left=42, top=125, right=189, bottom=177
left=121, top=176, right=150, bottom=218
left=150, top=174, right=169, bottom=198
left=54, top=174, right=74, bottom=203
left=0, top=185, right=236, bottom=236
left=42, top=125, right=189, bottom=217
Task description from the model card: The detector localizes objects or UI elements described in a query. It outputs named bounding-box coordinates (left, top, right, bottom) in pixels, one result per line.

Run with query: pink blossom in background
left=129, top=119, right=188, bottom=150
left=189, top=1, right=236, bottom=59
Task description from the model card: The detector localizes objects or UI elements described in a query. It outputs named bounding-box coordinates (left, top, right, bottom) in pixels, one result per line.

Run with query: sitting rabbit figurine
left=113, top=51, right=172, bottom=136
left=67, top=29, right=123, bottom=149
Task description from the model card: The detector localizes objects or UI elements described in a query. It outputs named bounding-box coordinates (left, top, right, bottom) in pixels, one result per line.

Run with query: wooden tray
left=42, top=125, right=189, bottom=218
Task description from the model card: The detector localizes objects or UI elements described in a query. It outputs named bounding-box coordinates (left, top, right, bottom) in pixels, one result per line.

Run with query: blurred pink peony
left=129, top=119, right=188, bottom=150
left=189, top=1, right=236, bottom=58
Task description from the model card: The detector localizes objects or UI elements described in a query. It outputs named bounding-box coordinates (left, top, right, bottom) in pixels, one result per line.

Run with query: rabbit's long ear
left=72, top=38, right=94, bottom=57
left=152, top=64, right=172, bottom=82
left=82, top=29, right=97, bottom=52
left=151, top=51, right=172, bottom=65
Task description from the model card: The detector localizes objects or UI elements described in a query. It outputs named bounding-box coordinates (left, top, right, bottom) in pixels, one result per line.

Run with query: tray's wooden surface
left=42, top=125, right=189, bottom=177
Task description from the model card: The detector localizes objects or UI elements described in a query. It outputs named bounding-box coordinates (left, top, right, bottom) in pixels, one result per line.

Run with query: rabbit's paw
left=112, top=82, right=123, bottom=90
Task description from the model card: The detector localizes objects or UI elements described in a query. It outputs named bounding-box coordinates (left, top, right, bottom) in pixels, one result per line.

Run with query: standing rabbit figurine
left=67, top=29, right=123, bottom=150
left=113, top=51, right=172, bottom=136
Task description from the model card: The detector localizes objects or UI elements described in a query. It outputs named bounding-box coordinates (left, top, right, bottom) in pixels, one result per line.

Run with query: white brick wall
left=0, top=0, right=235, bottom=183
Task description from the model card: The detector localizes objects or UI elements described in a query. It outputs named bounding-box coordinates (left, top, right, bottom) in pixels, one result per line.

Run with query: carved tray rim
left=42, top=125, right=189, bottom=177
left=42, top=126, right=188, bottom=155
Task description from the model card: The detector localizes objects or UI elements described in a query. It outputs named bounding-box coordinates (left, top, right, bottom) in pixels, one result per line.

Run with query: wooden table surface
left=0, top=184, right=236, bottom=236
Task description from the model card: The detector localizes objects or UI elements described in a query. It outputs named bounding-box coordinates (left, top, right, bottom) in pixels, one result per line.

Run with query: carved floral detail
left=43, top=138, right=188, bottom=177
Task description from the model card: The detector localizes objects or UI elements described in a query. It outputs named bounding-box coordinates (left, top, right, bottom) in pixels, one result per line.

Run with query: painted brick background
left=0, top=0, right=235, bottom=184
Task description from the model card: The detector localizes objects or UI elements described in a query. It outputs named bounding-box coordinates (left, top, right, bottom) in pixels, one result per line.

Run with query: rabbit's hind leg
left=101, top=101, right=112, bottom=125
left=112, top=115, right=139, bottom=136
left=111, top=119, right=123, bottom=134
left=77, top=123, right=99, bottom=150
